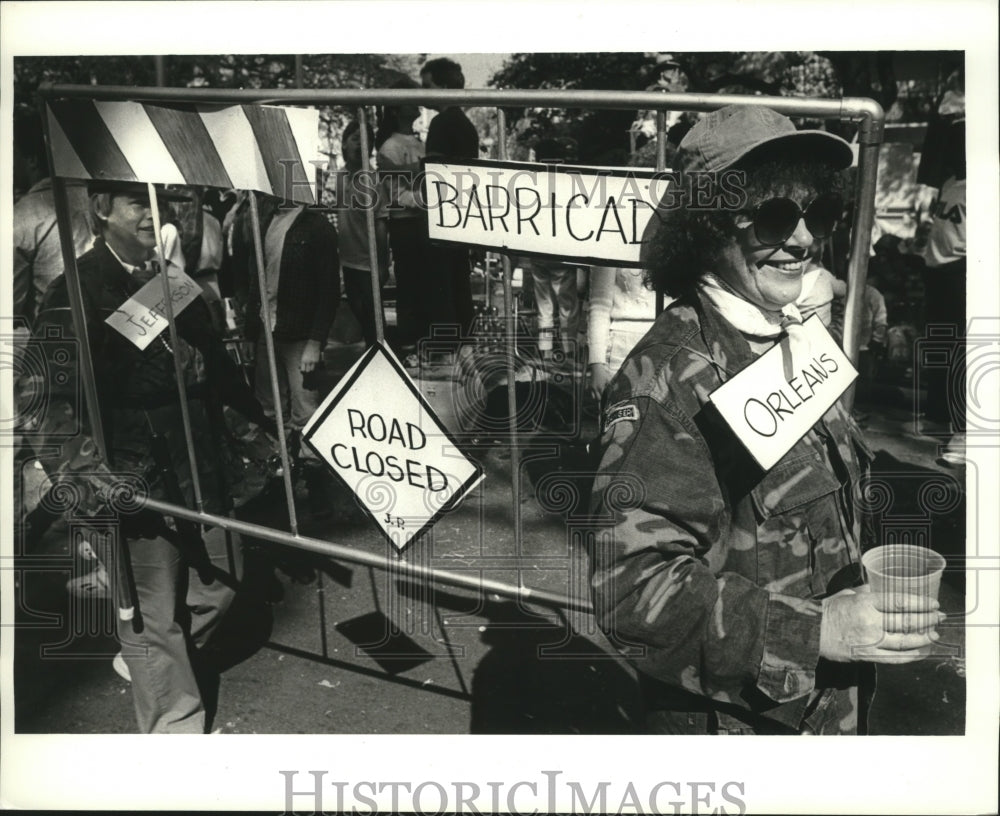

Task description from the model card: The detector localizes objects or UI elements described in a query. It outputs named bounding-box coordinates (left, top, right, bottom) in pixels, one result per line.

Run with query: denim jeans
left=117, top=524, right=243, bottom=733
left=253, top=338, right=319, bottom=432
left=528, top=259, right=580, bottom=354
left=343, top=266, right=386, bottom=348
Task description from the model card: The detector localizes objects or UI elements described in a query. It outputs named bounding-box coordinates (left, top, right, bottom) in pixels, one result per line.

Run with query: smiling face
left=718, top=181, right=819, bottom=311
left=98, top=192, right=158, bottom=265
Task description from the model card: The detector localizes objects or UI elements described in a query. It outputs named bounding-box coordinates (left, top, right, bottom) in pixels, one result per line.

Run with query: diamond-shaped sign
left=301, top=343, right=484, bottom=552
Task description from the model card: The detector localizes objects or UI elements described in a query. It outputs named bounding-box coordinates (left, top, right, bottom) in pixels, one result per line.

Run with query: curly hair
left=644, top=159, right=846, bottom=297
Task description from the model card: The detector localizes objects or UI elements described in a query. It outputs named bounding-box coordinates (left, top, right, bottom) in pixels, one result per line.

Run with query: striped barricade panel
left=45, top=99, right=322, bottom=205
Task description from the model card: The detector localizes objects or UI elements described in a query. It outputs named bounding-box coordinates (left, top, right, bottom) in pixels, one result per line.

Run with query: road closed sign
left=301, top=344, right=484, bottom=551
left=708, top=316, right=858, bottom=471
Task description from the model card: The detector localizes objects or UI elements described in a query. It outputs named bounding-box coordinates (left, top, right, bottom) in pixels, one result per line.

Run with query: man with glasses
left=34, top=180, right=271, bottom=733
left=588, top=106, right=944, bottom=735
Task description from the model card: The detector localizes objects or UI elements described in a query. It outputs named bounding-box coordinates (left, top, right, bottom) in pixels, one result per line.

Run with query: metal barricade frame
left=36, top=83, right=885, bottom=615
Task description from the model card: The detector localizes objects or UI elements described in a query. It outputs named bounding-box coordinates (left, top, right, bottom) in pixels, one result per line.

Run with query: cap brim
left=86, top=181, right=193, bottom=202
left=639, top=129, right=853, bottom=267
left=733, top=130, right=854, bottom=172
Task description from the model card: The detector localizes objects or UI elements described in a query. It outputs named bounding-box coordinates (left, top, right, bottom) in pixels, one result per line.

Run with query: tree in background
left=172, top=54, right=425, bottom=171
left=488, top=51, right=956, bottom=165
left=14, top=56, right=160, bottom=102
left=490, top=52, right=653, bottom=165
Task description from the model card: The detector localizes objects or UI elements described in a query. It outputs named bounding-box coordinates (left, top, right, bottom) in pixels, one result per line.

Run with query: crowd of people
left=10, top=57, right=963, bottom=734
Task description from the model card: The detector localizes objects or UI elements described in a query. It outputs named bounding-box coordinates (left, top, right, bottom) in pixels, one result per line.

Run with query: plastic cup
left=862, top=544, right=946, bottom=606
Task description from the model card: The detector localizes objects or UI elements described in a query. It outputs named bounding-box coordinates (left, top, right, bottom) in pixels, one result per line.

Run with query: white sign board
left=105, top=268, right=203, bottom=350
left=422, top=158, right=665, bottom=266
left=301, top=343, right=484, bottom=552
left=708, top=316, right=858, bottom=471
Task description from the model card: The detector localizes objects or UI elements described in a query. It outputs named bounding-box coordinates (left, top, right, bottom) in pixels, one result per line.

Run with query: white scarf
left=698, top=273, right=804, bottom=337
left=698, top=273, right=810, bottom=375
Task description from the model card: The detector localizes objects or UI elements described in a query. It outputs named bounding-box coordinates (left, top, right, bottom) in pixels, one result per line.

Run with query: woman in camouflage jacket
left=588, top=106, right=945, bottom=735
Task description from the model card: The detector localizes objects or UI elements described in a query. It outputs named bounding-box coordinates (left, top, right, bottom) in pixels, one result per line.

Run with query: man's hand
left=300, top=340, right=322, bottom=374
left=819, top=586, right=945, bottom=663
left=589, top=362, right=611, bottom=401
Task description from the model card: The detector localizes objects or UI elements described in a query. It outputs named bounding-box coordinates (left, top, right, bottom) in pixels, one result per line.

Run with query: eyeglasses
left=743, top=193, right=843, bottom=247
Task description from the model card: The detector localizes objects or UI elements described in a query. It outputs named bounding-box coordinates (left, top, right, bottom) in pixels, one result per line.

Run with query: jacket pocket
left=750, top=454, right=843, bottom=596
left=750, top=454, right=842, bottom=519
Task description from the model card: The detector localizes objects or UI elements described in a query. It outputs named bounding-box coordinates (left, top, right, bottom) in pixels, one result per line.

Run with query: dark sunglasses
left=742, top=193, right=843, bottom=246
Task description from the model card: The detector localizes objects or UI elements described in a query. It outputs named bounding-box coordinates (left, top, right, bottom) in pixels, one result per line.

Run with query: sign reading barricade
left=105, top=267, right=203, bottom=350
left=708, top=316, right=858, bottom=471
left=301, top=344, right=484, bottom=552
left=421, top=159, right=664, bottom=266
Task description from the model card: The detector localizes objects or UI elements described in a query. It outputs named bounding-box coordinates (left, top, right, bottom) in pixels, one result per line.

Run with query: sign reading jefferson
left=105, top=267, right=203, bottom=350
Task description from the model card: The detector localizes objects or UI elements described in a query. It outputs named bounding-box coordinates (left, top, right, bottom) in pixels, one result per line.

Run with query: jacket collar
left=88, top=238, right=148, bottom=299
left=639, top=289, right=761, bottom=384
left=690, top=288, right=760, bottom=380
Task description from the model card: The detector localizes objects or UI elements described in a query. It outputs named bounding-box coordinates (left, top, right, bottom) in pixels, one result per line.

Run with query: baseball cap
left=86, top=179, right=192, bottom=202
left=640, top=105, right=853, bottom=264
left=671, top=105, right=853, bottom=175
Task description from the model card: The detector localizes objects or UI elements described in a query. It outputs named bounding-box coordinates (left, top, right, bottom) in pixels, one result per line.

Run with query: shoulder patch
left=603, top=401, right=640, bottom=432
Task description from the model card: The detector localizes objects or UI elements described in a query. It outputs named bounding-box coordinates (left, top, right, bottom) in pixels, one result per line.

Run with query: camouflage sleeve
left=590, top=394, right=823, bottom=707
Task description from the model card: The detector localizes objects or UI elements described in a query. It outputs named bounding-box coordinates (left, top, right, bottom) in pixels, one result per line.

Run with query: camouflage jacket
left=589, top=290, right=876, bottom=734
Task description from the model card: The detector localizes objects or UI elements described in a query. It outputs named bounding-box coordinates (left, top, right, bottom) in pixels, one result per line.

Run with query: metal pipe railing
left=39, top=84, right=876, bottom=120
left=42, top=176, right=108, bottom=461
left=655, top=109, right=667, bottom=316
left=357, top=105, right=386, bottom=345
left=141, top=496, right=592, bottom=613
left=148, top=184, right=206, bottom=514
left=495, top=106, right=523, bottom=555
left=248, top=191, right=301, bottom=536
left=841, top=98, right=886, bottom=370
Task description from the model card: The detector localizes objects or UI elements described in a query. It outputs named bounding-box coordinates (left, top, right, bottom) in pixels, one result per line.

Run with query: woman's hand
left=819, top=585, right=945, bottom=663
left=589, top=362, right=611, bottom=401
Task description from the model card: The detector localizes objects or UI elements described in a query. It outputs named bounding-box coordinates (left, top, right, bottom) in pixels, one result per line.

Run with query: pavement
left=9, top=331, right=968, bottom=736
